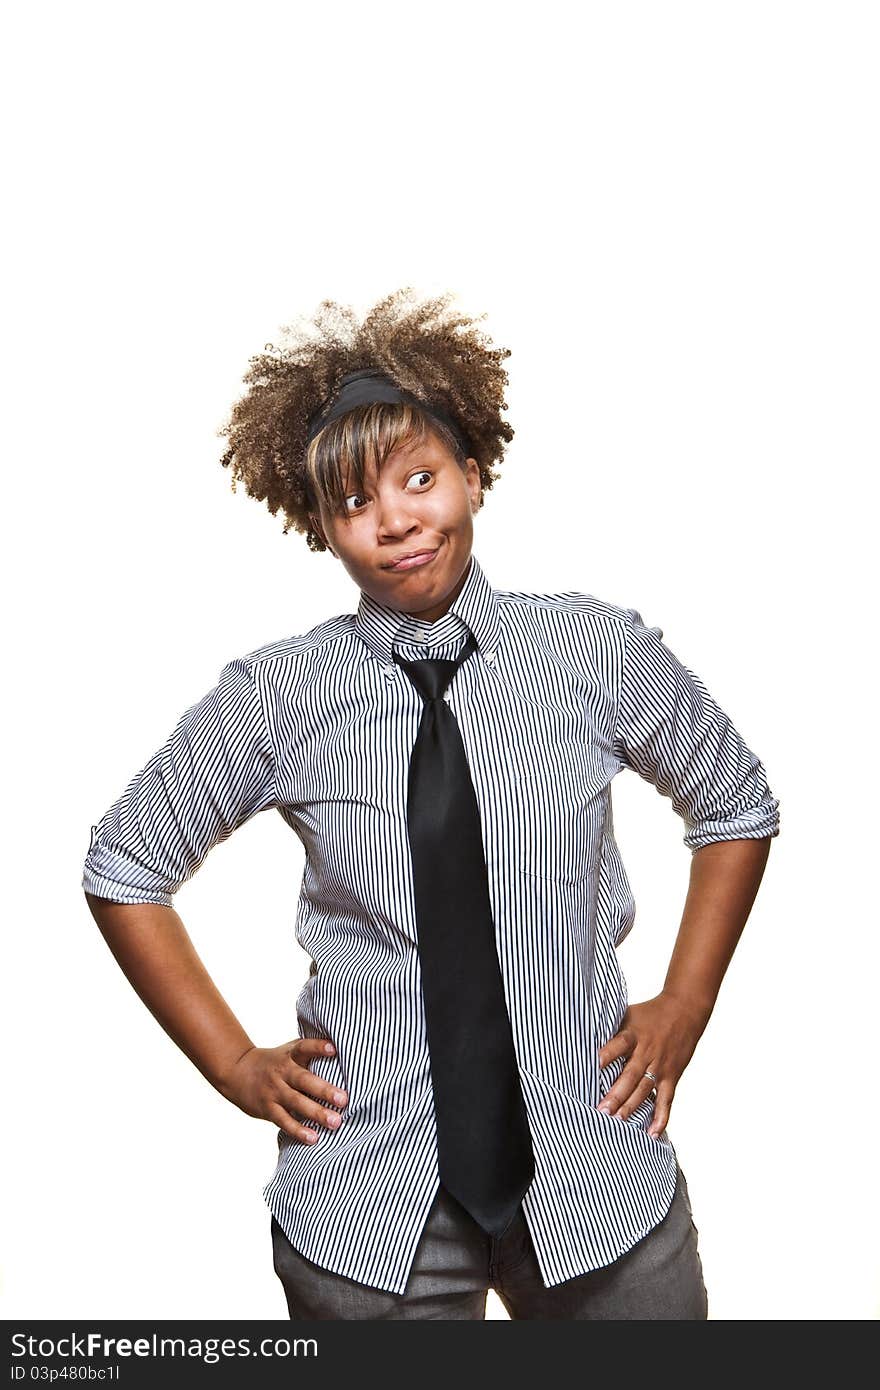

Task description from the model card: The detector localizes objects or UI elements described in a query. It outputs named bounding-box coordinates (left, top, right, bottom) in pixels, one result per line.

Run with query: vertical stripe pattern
left=82, top=553, right=780, bottom=1294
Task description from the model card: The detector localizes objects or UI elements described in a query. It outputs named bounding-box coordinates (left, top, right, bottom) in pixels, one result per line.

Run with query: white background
left=2, top=0, right=877, bottom=1321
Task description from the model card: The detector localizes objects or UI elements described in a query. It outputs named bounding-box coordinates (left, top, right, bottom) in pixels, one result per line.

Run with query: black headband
left=304, top=368, right=473, bottom=459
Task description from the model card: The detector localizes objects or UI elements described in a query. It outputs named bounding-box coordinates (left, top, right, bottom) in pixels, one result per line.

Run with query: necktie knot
left=391, top=631, right=478, bottom=703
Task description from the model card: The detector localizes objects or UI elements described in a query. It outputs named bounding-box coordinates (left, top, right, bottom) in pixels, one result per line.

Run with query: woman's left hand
left=596, top=990, right=710, bottom=1138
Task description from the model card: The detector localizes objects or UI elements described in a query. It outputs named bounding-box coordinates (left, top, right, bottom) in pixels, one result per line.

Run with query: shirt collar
left=353, top=551, right=502, bottom=669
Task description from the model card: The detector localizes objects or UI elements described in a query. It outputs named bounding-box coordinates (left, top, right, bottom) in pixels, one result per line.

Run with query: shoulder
left=496, top=585, right=645, bottom=645
left=231, top=613, right=359, bottom=682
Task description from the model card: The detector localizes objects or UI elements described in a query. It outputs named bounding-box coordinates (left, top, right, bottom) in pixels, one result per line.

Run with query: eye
left=406, top=469, right=433, bottom=490
left=341, top=470, right=432, bottom=514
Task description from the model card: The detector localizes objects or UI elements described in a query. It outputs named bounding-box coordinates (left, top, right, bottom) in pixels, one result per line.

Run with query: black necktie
left=392, top=630, right=535, bottom=1238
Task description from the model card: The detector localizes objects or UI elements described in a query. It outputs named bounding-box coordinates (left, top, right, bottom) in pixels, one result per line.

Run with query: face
left=309, top=433, right=482, bottom=623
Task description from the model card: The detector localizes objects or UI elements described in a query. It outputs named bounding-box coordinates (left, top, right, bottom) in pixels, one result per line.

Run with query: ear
left=309, top=513, right=335, bottom=557
left=464, top=457, right=482, bottom=513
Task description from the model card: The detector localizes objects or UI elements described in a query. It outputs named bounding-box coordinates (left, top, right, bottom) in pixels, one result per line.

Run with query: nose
left=376, top=496, right=421, bottom=539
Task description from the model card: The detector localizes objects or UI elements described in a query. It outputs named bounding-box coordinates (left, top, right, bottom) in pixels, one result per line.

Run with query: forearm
left=662, top=837, right=773, bottom=1028
left=83, top=892, right=255, bottom=1092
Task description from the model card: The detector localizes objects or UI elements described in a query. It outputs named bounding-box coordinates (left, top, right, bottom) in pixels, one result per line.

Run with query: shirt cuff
left=683, top=795, right=781, bottom=853
left=82, top=827, right=175, bottom=906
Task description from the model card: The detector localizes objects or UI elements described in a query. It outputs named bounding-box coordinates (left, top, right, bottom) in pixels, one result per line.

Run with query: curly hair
left=216, top=287, right=515, bottom=553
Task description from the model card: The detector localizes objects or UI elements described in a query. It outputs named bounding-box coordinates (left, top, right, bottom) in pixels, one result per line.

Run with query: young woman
left=83, top=287, right=780, bottom=1320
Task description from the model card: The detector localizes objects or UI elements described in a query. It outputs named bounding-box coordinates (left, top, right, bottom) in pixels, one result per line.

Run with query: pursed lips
left=384, top=548, right=439, bottom=570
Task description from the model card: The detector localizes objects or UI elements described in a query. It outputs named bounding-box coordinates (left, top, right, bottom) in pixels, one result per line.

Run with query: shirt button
left=484, top=649, right=496, bottom=665
left=383, top=664, right=395, bottom=678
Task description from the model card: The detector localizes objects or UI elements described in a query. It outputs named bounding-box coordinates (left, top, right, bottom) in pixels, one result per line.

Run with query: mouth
left=383, top=547, right=439, bottom=572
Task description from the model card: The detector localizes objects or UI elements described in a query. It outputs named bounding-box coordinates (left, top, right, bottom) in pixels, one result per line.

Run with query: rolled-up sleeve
left=612, top=608, right=780, bottom=853
left=82, top=656, right=278, bottom=905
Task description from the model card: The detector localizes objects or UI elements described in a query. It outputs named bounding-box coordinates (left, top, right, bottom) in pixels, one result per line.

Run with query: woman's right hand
left=217, top=1038, right=348, bottom=1144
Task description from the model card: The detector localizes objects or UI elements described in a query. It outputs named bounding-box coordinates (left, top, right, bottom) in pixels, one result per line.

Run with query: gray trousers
left=270, top=1163, right=709, bottom=1319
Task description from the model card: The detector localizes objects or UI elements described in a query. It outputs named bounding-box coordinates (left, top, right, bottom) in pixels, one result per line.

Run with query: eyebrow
left=342, top=457, right=425, bottom=492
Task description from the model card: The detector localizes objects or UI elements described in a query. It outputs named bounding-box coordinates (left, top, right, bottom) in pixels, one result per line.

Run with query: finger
left=616, top=1071, right=658, bottom=1121
left=648, top=1082, right=674, bottom=1138
left=283, top=1064, right=348, bottom=1121
left=268, top=1102, right=321, bottom=1145
left=289, top=1061, right=348, bottom=1109
left=598, top=1056, right=653, bottom=1117
left=279, top=1079, right=345, bottom=1131
left=598, top=1029, right=633, bottom=1069
left=288, top=1038, right=348, bottom=1109
left=290, top=1037, right=337, bottom=1060
left=269, top=1100, right=321, bottom=1145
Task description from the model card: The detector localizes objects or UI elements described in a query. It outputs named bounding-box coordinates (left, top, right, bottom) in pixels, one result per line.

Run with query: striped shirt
left=82, top=551, right=780, bottom=1295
